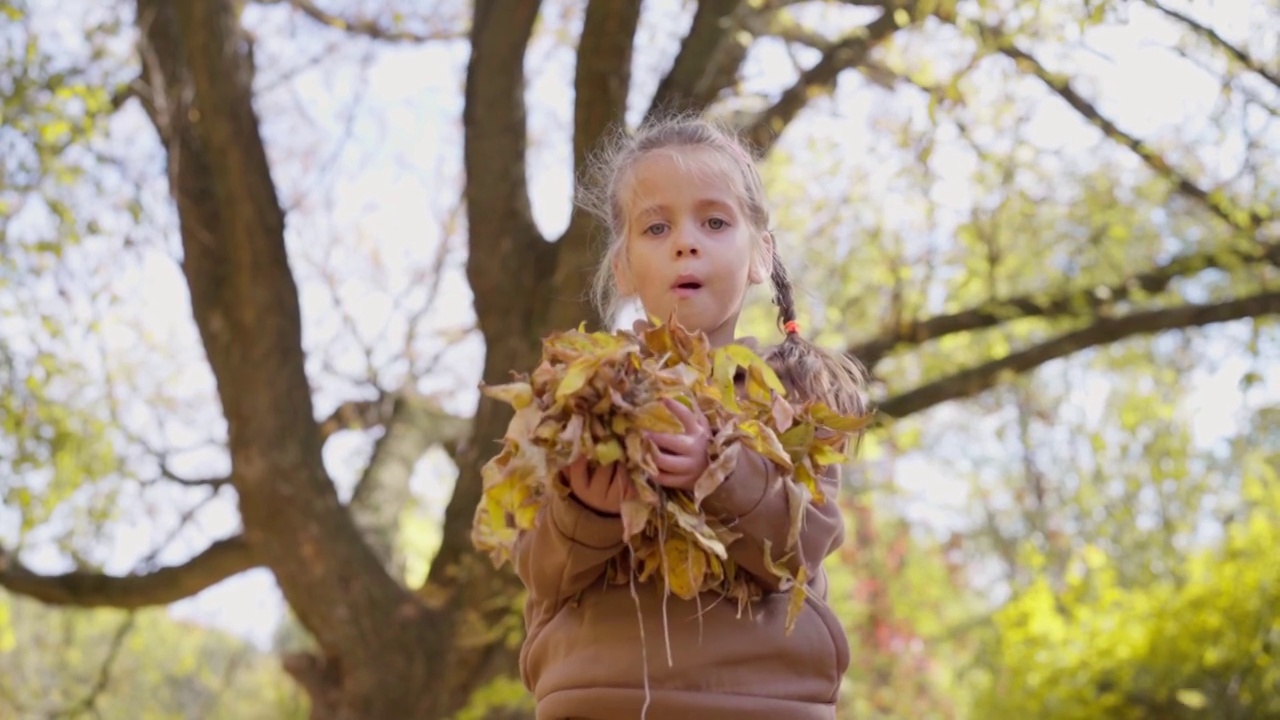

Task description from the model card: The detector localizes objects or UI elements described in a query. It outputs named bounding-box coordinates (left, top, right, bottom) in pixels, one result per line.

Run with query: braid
left=763, top=238, right=872, bottom=433
left=770, top=243, right=798, bottom=330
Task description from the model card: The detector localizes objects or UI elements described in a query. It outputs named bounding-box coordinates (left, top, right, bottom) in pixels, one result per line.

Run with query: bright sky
left=4, top=0, right=1276, bottom=651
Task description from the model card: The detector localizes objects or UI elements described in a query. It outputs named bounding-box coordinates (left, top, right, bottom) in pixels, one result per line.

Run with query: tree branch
left=264, top=0, right=467, bottom=42
left=743, top=6, right=908, bottom=154
left=987, top=31, right=1267, bottom=234
left=0, top=537, right=258, bottom=609
left=464, top=0, right=547, bottom=321
left=876, top=290, right=1280, bottom=419
left=646, top=0, right=748, bottom=120
left=1141, top=0, right=1279, bottom=91
left=317, top=395, right=397, bottom=441
left=851, top=240, right=1280, bottom=368
left=137, top=0, right=438, bottom=686
left=348, top=393, right=472, bottom=574
left=49, top=613, right=136, bottom=720
left=545, top=0, right=643, bottom=332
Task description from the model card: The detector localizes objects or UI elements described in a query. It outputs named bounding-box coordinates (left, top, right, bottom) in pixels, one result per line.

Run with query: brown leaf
left=693, top=442, right=739, bottom=505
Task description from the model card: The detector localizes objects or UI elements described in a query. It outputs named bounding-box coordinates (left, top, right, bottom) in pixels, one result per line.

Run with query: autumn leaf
left=594, top=438, right=624, bottom=465
left=481, top=381, right=534, bottom=410
left=664, top=535, right=709, bottom=601
left=633, top=400, right=686, bottom=433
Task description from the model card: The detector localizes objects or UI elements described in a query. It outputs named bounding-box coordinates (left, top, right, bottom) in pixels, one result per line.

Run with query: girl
left=512, top=116, right=869, bottom=720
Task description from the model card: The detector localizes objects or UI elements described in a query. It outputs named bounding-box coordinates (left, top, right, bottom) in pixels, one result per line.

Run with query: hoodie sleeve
left=513, top=490, right=626, bottom=606
left=701, top=447, right=845, bottom=593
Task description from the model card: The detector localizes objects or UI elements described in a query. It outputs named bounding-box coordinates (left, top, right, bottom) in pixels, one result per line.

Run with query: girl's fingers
left=653, top=471, right=696, bottom=490
left=590, top=461, right=614, bottom=485
left=665, top=397, right=710, bottom=432
left=649, top=432, right=696, bottom=455
left=654, top=451, right=701, bottom=476
left=662, top=398, right=698, bottom=432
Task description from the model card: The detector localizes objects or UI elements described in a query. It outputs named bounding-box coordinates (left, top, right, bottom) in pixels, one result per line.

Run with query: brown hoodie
left=513, top=361, right=850, bottom=720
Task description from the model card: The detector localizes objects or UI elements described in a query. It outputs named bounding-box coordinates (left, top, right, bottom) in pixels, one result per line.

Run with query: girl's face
left=614, top=147, right=769, bottom=347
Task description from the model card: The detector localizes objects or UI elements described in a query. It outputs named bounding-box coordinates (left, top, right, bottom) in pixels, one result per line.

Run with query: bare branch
left=348, top=393, right=472, bottom=574
left=317, top=396, right=397, bottom=441
left=876, top=290, right=1280, bottom=419
left=0, top=536, right=258, bottom=608
left=1141, top=0, right=1279, bottom=91
left=50, top=613, right=137, bottom=720
left=646, top=0, right=748, bottom=120
left=742, top=7, right=907, bottom=154
left=987, top=30, right=1269, bottom=234
left=851, top=240, right=1280, bottom=367
left=265, top=0, right=467, bottom=43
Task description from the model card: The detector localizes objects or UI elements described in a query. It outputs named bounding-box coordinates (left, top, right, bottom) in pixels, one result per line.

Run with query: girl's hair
left=579, top=115, right=871, bottom=423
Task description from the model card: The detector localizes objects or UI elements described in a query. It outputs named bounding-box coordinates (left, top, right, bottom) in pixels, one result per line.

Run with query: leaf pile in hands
left=471, top=320, right=871, bottom=629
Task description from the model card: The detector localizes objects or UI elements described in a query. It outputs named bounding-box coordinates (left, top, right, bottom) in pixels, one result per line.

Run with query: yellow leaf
left=634, top=400, right=685, bottom=433
left=785, top=566, right=809, bottom=636
left=725, top=343, right=785, bottom=395
left=810, top=403, right=873, bottom=433
left=594, top=438, right=623, bottom=465
left=740, top=419, right=792, bottom=469
left=779, top=422, right=815, bottom=452
left=784, top=480, right=809, bottom=551
left=482, top=381, right=534, bottom=410
left=811, top=442, right=847, bottom=466
left=795, top=461, right=825, bottom=504
left=556, top=356, right=597, bottom=399
left=664, top=535, right=708, bottom=600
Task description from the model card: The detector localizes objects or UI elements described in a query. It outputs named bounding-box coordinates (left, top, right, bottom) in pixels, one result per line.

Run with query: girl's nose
left=675, top=246, right=700, bottom=257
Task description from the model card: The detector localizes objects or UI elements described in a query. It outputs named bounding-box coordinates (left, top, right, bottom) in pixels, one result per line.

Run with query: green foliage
left=974, top=465, right=1280, bottom=719
left=0, top=593, right=308, bottom=719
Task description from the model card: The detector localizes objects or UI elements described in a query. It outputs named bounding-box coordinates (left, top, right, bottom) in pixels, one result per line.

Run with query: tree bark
left=134, top=1, right=441, bottom=717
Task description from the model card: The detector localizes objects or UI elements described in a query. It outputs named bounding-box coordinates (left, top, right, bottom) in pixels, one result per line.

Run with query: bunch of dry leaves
left=471, top=320, right=869, bottom=631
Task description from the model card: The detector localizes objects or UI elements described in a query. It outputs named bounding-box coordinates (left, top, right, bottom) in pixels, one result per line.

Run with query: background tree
left=1, top=0, right=1276, bottom=718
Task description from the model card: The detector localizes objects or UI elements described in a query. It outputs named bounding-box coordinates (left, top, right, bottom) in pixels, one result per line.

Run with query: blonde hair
left=579, top=115, right=871, bottom=419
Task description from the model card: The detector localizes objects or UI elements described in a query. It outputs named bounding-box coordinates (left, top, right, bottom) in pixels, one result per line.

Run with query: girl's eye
left=706, top=217, right=729, bottom=230
left=643, top=223, right=668, bottom=236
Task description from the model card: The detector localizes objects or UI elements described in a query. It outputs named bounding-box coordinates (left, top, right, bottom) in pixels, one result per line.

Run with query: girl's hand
left=648, top=398, right=711, bottom=492
left=566, top=457, right=631, bottom=516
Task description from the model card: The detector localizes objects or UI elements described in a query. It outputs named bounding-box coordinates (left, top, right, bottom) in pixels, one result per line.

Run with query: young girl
left=512, top=117, right=869, bottom=719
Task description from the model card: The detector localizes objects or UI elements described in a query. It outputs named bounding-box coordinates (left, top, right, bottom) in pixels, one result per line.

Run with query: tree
left=1, top=0, right=1277, bottom=718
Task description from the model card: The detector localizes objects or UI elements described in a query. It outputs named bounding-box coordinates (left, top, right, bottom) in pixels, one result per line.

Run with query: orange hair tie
left=783, top=320, right=800, bottom=335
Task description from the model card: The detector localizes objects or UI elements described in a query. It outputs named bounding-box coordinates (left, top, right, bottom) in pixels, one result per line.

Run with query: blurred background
left=0, top=0, right=1276, bottom=717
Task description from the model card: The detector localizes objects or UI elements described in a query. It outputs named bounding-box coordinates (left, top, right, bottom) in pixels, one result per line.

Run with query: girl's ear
left=748, top=230, right=773, bottom=285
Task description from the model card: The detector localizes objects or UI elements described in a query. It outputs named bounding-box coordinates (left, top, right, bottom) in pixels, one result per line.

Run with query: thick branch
left=137, top=0, right=437, bottom=692
left=990, top=32, right=1267, bottom=234
left=646, top=0, right=747, bottom=120
left=877, top=290, right=1280, bottom=419
left=0, top=537, right=257, bottom=608
left=464, top=0, right=547, bottom=325
left=1141, top=0, right=1279, bottom=91
left=546, top=0, right=642, bottom=333
left=851, top=240, right=1280, bottom=367
left=275, top=0, right=467, bottom=43
left=348, top=393, right=472, bottom=574
left=743, top=6, right=906, bottom=154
